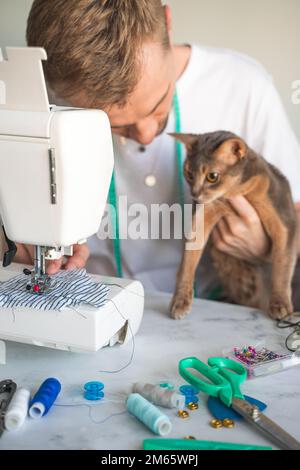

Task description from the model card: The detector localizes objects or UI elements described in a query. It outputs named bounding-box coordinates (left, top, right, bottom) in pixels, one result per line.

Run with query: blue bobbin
left=179, top=385, right=199, bottom=405
left=84, top=381, right=104, bottom=401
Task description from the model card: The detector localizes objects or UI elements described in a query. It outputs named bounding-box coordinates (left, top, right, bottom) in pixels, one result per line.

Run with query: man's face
left=66, top=42, right=176, bottom=145
left=108, top=42, right=176, bottom=145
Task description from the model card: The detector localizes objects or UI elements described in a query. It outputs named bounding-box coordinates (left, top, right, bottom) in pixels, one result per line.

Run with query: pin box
left=223, top=341, right=300, bottom=379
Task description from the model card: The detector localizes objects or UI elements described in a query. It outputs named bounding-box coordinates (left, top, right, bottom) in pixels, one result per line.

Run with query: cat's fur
left=169, top=131, right=298, bottom=320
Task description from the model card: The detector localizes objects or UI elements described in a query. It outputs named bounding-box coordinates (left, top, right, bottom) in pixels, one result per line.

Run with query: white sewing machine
left=0, top=47, right=144, bottom=353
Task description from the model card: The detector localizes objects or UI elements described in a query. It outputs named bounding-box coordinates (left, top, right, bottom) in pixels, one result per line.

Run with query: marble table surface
left=0, top=291, right=300, bottom=450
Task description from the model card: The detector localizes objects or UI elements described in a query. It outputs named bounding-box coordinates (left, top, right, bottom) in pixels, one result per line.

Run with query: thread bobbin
left=179, top=385, right=199, bottom=405
left=84, top=381, right=104, bottom=401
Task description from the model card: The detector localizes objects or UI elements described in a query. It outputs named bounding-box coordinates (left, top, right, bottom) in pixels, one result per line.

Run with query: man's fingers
left=229, top=195, right=259, bottom=224
left=64, top=254, right=86, bottom=270
left=212, top=225, right=229, bottom=253
left=64, top=244, right=89, bottom=271
left=213, top=216, right=243, bottom=251
left=46, top=258, right=63, bottom=275
left=45, top=244, right=89, bottom=274
left=223, top=214, right=247, bottom=239
left=217, top=217, right=235, bottom=246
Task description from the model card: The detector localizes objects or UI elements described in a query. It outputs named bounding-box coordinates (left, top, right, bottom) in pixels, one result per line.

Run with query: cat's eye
left=206, top=172, right=219, bottom=184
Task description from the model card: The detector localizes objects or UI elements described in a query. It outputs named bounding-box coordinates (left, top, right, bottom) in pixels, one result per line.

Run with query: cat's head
left=170, top=131, right=248, bottom=204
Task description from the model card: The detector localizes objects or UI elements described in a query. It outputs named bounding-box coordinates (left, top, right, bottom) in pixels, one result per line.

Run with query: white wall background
left=0, top=0, right=299, bottom=138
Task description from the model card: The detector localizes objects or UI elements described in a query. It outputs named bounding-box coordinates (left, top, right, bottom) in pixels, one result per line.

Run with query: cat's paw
left=269, top=295, right=293, bottom=319
left=169, top=291, right=193, bottom=320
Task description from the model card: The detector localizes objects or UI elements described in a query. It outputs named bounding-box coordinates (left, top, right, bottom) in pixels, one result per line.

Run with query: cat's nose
left=191, top=190, right=204, bottom=203
left=191, top=189, right=200, bottom=199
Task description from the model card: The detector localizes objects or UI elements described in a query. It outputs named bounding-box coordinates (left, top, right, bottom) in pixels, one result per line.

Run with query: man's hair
left=26, top=0, right=170, bottom=108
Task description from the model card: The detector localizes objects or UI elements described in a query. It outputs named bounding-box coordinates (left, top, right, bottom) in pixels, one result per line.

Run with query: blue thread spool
left=84, top=381, right=104, bottom=401
left=126, top=393, right=172, bottom=436
left=179, top=385, right=199, bottom=405
left=29, top=378, right=61, bottom=419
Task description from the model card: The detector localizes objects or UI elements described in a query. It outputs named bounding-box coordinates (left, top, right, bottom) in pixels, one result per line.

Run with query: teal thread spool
left=126, top=393, right=172, bottom=436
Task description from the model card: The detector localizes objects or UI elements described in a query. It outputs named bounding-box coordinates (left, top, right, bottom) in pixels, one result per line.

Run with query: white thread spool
left=5, top=388, right=30, bottom=431
left=132, top=382, right=185, bottom=409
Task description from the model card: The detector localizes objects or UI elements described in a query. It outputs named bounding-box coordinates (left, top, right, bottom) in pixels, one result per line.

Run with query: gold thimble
left=210, top=418, right=223, bottom=428
left=177, top=409, right=190, bottom=419
left=222, top=418, right=235, bottom=428
left=187, top=402, right=198, bottom=410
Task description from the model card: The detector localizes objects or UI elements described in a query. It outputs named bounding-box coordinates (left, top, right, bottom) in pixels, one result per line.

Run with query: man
left=15, top=0, right=300, bottom=302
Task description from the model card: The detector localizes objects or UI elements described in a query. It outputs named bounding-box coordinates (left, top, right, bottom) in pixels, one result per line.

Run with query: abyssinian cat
left=169, top=131, right=298, bottom=320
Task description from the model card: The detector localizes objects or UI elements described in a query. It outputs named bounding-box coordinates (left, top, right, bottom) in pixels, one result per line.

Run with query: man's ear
left=215, top=138, right=248, bottom=165
left=168, top=133, right=198, bottom=152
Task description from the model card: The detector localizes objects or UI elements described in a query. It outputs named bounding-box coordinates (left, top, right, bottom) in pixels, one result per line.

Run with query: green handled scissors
left=179, top=356, right=300, bottom=450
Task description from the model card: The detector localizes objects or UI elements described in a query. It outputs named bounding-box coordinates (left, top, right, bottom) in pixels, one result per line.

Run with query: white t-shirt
left=87, top=44, right=300, bottom=293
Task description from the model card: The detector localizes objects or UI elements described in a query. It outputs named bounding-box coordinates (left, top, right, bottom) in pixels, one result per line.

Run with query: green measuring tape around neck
left=108, top=169, right=123, bottom=278
left=173, top=89, right=185, bottom=211
left=108, top=88, right=185, bottom=278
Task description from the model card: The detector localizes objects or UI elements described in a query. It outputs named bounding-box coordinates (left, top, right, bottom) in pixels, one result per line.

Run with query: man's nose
left=131, top=118, right=159, bottom=145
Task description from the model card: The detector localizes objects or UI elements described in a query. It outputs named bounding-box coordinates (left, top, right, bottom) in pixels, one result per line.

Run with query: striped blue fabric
left=0, top=269, right=109, bottom=311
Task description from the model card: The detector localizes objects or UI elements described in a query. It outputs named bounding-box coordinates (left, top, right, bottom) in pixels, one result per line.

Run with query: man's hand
left=211, top=195, right=271, bottom=263
left=47, top=243, right=90, bottom=274
left=12, top=242, right=90, bottom=274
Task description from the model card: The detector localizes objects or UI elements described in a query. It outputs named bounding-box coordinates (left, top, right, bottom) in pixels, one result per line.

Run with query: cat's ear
left=216, top=138, right=248, bottom=165
left=168, top=133, right=198, bottom=151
